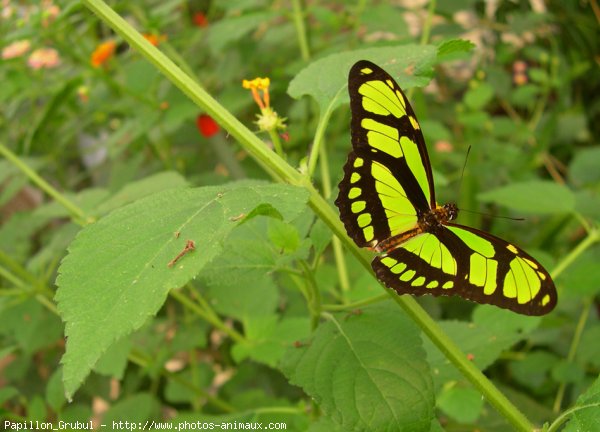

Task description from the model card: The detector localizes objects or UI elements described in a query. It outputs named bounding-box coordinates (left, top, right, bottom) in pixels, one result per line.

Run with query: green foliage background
left=1, top=1, right=599, bottom=431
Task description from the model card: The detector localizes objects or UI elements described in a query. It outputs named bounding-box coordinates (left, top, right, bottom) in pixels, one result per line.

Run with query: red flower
left=196, top=114, right=219, bottom=137
left=192, top=12, right=208, bottom=27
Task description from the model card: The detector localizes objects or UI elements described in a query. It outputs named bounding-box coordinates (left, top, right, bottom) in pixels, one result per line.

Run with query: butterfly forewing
left=336, top=60, right=436, bottom=248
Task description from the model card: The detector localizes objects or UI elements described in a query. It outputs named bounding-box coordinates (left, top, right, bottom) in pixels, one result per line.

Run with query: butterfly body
left=335, top=60, right=557, bottom=316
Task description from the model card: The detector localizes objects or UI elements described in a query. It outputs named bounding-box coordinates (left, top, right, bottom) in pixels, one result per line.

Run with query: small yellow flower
left=242, top=76, right=286, bottom=133
left=242, top=77, right=271, bottom=109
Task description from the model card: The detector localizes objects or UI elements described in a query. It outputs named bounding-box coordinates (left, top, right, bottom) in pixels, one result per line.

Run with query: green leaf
left=268, top=218, right=300, bottom=252
left=46, top=370, right=66, bottom=412
left=569, top=146, right=600, bottom=186
left=165, top=365, right=214, bottom=404
left=437, top=387, right=484, bottom=424
left=424, top=306, right=542, bottom=387
left=464, top=83, right=494, bottom=110
left=436, top=39, right=476, bottom=62
left=203, top=219, right=280, bottom=320
left=101, top=393, right=158, bottom=425
left=207, top=11, right=278, bottom=52
left=233, top=316, right=310, bottom=367
left=0, top=298, right=63, bottom=355
left=563, top=375, right=600, bottom=432
left=280, top=303, right=434, bottom=432
left=478, top=181, right=575, bottom=214
left=56, top=183, right=309, bottom=398
left=360, top=5, right=410, bottom=39
left=96, top=171, right=189, bottom=215
left=94, top=337, right=131, bottom=379
left=576, top=324, right=600, bottom=369
left=552, top=360, right=586, bottom=385
left=575, top=190, right=600, bottom=220
left=557, top=246, right=600, bottom=297
left=288, top=45, right=437, bottom=116
left=509, top=351, right=559, bottom=391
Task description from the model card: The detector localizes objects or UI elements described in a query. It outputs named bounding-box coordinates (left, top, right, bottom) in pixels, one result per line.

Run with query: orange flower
left=192, top=12, right=208, bottom=27
left=143, top=33, right=167, bottom=46
left=196, top=114, right=219, bottom=137
left=91, top=40, right=116, bottom=68
left=28, top=47, right=60, bottom=69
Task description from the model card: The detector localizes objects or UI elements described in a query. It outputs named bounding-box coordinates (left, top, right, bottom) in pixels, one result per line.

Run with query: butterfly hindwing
left=336, top=60, right=435, bottom=247
left=373, top=224, right=556, bottom=315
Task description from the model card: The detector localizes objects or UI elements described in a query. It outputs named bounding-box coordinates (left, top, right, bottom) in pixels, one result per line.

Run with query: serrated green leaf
left=96, top=171, right=188, bottom=215
left=437, top=387, right=483, bottom=424
left=232, top=316, right=310, bottom=367
left=563, top=375, right=600, bottom=432
left=94, top=337, right=131, bottom=379
left=268, top=219, right=300, bottom=252
left=424, top=306, right=541, bottom=387
left=436, top=39, right=475, bottom=62
left=280, top=303, right=434, bottom=432
left=478, top=181, right=575, bottom=214
left=56, top=183, right=309, bottom=398
left=288, top=45, right=437, bottom=116
left=203, top=219, right=280, bottom=320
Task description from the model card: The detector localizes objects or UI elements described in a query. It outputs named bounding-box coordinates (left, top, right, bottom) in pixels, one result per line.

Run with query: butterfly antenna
left=460, top=208, right=525, bottom=221
left=456, top=145, right=471, bottom=200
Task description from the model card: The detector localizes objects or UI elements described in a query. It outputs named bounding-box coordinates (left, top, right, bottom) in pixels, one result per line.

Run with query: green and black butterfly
left=335, top=60, right=557, bottom=316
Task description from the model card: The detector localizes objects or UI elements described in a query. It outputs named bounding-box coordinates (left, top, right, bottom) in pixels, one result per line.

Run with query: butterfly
left=335, top=60, right=557, bottom=316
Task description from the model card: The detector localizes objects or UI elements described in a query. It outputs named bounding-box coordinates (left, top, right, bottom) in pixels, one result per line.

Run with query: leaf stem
left=291, top=0, right=311, bottom=61
left=322, top=293, right=388, bottom=311
left=0, top=143, right=87, bottom=224
left=420, top=0, right=437, bottom=46
left=553, top=297, right=592, bottom=413
left=170, top=288, right=245, bottom=344
left=551, top=227, right=600, bottom=280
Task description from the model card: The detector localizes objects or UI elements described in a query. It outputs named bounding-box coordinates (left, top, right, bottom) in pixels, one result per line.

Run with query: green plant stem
left=551, top=227, right=600, bottom=280
left=128, top=349, right=235, bottom=412
left=307, top=88, right=344, bottom=178
left=0, top=143, right=87, bottom=224
left=291, top=0, right=311, bottom=61
left=322, top=293, right=388, bottom=311
left=81, top=2, right=538, bottom=429
left=317, top=126, right=351, bottom=298
left=420, top=0, right=437, bottom=46
left=170, top=288, right=245, bottom=344
left=548, top=402, right=600, bottom=432
left=268, top=129, right=285, bottom=159
left=553, top=297, right=592, bottom=413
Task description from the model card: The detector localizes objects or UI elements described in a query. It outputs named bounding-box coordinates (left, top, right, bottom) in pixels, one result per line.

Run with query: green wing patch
left=336, top=60, right=557, bottom=316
